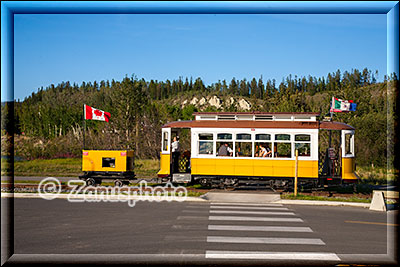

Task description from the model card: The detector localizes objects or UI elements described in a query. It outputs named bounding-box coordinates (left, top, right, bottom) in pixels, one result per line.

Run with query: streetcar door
left=158, top=128, right=171, bottom=179
left=171, top=129, right=180, bottom=175
left=319, top=129, right=342, bottom=180
left=171, top=128, right=192, bottom=183
left=341, top=130, right=357, bottom=181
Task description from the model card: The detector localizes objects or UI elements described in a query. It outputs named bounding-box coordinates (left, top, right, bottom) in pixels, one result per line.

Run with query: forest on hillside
left=1, top=68, right=397, bottom=168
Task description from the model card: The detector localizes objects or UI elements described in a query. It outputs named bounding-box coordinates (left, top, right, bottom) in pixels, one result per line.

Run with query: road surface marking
left=209, top=216, right=303, bottom=222
left=210, top=205, right=288, bottom=210
left=211, top=202, right=283, bottom=206
left=208, top=225, right=313, bottom=232
left=182, top=210, right=209, bottom=213
left=177, top=216, right=209, bottom=220
left=345, top=220, right=399, bottom=227
left=209, top=210, right=295, bottom=215
left=205, top=251, right=340, bottom=260
left=207, top=236, right=325, bottom=245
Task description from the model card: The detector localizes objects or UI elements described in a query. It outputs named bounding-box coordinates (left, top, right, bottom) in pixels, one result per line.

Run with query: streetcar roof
left=162, top=120, right=355, bottom=130
left=193, top=112, right=321, bottom=116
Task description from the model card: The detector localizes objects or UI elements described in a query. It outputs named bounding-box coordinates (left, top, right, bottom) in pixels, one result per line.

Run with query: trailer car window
left=102, top=157, right=115, bottom=168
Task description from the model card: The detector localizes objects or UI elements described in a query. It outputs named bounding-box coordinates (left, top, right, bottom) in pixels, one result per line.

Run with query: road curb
left=2, top=193, right=371, bottom=207
left=0, top=193, right=208, bottom=202
left=275, top=199, right=370, bottom=208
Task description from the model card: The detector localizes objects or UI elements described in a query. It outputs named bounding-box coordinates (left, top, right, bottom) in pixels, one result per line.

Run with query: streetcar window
left=162, top=131, right=168, bottom=152
left=236, top=133, right=251, bottom=140
left=217, top=142, right=233, bottom=156
left=217, top=133, right=232, bottom=140
left=236, top=142, right=252, bottom=157
left=345, top=133, right=354, bottom=156
left=217, top=134, right=233, bottom=157
left=102, top=157, right=115, bottom=168
left=295, top=134, right=311, bottom=157
left=254, top=142, right=273, bottom=158
left=295, top=143, right=310, bottom=157
left=198, top=141, right=213, bottom=155
left=275, top=143, right=292, bottom=158
left=199, top=133, right=213, bottom=140
left=198, top=133, right=214, bottom=155
left=256, top=134, right=271, bottom=140
left=295, top=134, right=310, bottom=141
left=275, top=134, right=290, bottom=141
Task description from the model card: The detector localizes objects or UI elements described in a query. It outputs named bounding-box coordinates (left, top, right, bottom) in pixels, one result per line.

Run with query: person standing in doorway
left=171, top=136, right=180, bottom=173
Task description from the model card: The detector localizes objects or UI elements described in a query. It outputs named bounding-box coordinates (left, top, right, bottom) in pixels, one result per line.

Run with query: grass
left=356, top=165, right=397, bottom=185
left=281, top=193, right=371, bottom=203
left=13, top=158, right=82, bottom=177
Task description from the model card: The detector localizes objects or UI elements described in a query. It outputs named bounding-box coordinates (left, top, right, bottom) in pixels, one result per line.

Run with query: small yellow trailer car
left=79, top=150, right=135, bottom=186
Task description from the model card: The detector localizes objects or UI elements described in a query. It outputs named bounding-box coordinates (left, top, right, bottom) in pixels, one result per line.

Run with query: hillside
left=1, top=68, right=397, bottom=169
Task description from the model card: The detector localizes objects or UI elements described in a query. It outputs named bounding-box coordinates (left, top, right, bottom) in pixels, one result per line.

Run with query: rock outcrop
left=237, top=99, right=251, bottom=110
left=208, top=95, right=222, bottom=109
left=198, top=97, right=207, bottom=106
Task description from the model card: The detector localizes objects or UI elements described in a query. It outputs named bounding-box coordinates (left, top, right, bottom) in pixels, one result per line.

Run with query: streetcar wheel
left=199, top=178, right=209, bottom=187
left=114, top=179, right=123, bottom=187
left=86, top=178, right=96, bottom=186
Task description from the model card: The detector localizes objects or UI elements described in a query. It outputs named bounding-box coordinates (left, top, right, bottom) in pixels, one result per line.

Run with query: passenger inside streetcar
left=259, top=144, right=272, bottom=157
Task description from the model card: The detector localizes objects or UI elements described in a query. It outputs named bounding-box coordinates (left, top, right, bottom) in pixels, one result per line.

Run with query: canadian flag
left=84, top=104, right=110, bottom=122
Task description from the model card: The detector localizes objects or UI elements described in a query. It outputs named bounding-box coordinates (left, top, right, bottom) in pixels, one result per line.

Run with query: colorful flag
left=330, top=97, right=357, bottom=113
left=84, top=104, right=110, bottom=122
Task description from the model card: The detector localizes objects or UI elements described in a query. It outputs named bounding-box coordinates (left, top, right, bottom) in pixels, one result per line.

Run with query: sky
left=13, top=13, right=387, bottom=101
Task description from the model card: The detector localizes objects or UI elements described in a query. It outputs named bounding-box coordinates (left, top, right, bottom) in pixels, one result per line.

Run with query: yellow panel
left=158, top=153, right=171, bottom=175
left=192, top=157, right=318, bottom=178
left=215, top=158, right=235, bottom=175
left=253, top=159, right=274, bottom=177
left=235, top=158, right=253, bottom=176
left=273, top=160, right=294, bottom=177
left=82, top=150, right=133, bottom=172
left=342, top=157, right=357, bottom=180
left=298, top=160, right=318, bottom=178
left=191, top=158, right=216, bottom=175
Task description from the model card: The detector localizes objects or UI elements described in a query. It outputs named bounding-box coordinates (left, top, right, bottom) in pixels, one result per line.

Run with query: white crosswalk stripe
left=210, top=205, right=289, bottom=210
left=211, top=202, right=283, bottom=206
left=209, top=216, right=303, bottom=222
left=204, top=202, right=340, bottom=261
left=207, top=236, right=325, bottom=245
left=210, top=210, right=295, bottom=215
left=205, top=251, right=341, bottom=261
left=208, top=225, right=313, bottom=232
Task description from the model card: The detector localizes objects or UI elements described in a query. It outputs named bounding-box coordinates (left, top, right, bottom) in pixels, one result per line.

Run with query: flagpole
left=328, top=97, right=333, bottom=177
left=329, top=97, right=333, bottom=147
left=83, top=104, right=86, bottom=150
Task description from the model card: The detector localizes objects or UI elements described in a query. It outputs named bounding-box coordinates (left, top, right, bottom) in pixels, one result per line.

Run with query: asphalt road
left=4, top=198, right=398, bottom=265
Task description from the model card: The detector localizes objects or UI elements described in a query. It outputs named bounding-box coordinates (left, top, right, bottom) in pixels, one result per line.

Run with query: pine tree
left=257, top=77, right=264, bottom=99
left=250, top=78, right=258, bottom=99
left=229, top=78, right=238, bottom=95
